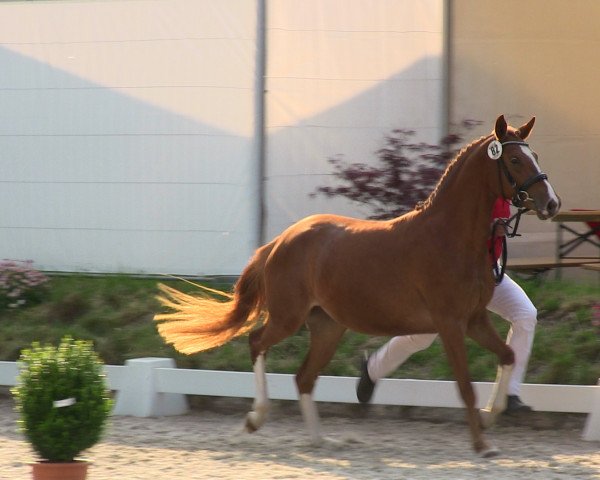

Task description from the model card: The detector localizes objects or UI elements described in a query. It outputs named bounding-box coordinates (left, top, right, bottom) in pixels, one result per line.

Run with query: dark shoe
left=356, top=352, right=376, bottom=403
left=505, top=395, right=533, bottom=414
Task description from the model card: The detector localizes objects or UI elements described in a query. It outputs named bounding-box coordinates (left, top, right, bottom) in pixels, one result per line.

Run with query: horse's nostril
left=547, top=198, right=559, bottom=216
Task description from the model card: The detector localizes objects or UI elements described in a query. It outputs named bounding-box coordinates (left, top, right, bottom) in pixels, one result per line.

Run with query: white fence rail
left=2, top=358, right=599, bottom=441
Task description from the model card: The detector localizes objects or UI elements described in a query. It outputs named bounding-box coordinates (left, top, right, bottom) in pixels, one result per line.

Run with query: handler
left=356, top=197, right=535, bottom=414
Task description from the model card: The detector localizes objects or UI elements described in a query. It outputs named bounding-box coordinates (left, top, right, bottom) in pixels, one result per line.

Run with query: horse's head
left=489, top=115, right=560, bottom=219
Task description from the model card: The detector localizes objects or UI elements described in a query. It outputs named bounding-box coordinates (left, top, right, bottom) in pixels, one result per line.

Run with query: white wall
left=0, top=0, right=258, bottom=275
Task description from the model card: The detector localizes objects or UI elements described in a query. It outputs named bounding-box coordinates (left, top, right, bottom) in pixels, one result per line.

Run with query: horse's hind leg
left=245, top=327, right=269, bottom=433
left=296, top=308, right=346, bottom=444
left=245, top=311, right=307, bottom=433
left=467, top=312, right=515, bottom=426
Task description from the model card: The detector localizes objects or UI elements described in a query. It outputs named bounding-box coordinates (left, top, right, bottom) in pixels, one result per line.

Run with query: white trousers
left=367, top=274, right=537, bottom=396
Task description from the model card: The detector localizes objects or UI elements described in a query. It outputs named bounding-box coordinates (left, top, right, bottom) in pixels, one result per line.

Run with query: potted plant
left=11, top=336, right=112, bottom=480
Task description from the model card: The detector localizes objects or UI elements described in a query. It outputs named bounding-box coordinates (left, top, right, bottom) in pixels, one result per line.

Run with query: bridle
left=490, top=139, right=549, bottom=284
left=495, top=140, right=548, bottom=209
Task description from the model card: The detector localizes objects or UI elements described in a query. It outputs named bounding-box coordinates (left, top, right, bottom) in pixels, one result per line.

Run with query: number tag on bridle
left=487, top=140, right=503, bottom=160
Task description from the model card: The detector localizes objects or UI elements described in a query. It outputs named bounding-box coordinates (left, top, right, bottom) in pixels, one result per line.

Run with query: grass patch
left=0, top=275, right=598, bottom=385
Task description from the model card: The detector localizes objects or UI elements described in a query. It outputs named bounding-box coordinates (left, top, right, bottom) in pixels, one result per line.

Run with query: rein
left=490, top=208, right=528, bottom=285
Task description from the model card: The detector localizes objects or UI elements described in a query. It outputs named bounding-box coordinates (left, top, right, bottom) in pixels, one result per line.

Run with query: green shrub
left=11, top=336, right=112, bottom=462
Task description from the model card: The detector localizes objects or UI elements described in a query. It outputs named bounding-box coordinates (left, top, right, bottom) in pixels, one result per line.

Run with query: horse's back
left=269, top=213, right=401, bottom=272
left=264, top=213, right=375, bottom=280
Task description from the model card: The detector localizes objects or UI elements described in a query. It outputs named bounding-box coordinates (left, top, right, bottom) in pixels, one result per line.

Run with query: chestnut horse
left=155, top=115, right=560, bottom=457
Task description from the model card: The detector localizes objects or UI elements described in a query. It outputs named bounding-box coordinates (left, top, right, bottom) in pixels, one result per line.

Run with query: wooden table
left=552, top=210, right=600, bottom=279
left=508, top=257, right=600, bottom=271
left=553, top=210, right=600, bottom=259
left=505, top=210, right=600, bottom=278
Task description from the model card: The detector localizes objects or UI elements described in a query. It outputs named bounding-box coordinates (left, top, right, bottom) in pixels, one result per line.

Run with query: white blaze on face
left=519, top=144, right=538, bottom=166
left=519, top=145, right=559, bottom=214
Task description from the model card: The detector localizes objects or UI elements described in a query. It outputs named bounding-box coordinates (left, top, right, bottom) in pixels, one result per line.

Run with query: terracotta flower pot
left=31, top=460, right=88, bottom=480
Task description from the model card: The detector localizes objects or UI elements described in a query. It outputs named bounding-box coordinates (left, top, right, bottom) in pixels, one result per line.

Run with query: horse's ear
left=516, top=116, right=536, bottom=139
left=494, top=115, right=507, bottom=140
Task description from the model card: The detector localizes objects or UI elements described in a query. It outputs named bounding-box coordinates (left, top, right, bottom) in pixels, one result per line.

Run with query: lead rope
left=490, top=207, right=529, bottom=284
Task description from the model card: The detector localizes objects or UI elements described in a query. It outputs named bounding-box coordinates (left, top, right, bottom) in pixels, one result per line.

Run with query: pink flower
left=0, top=259, right=48, bottom=309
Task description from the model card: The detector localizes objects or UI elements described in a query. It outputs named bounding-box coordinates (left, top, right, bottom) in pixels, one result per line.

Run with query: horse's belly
left=346, top=312, right=437, bottom=337
left=314, top=263, right=487, bottom=337
left=318, top=286, right=437, bottom=337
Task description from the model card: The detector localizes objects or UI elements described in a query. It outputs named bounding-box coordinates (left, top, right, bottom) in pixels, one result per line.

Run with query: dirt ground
left=1, top=396, right=599, bottom=479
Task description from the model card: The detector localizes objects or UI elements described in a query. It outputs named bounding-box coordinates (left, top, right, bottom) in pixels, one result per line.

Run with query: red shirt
left=489, top=198, right=510, bottom=260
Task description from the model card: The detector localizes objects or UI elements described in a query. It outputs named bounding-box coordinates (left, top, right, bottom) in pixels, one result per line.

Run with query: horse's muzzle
left=536, top=196, right=561, bottom=220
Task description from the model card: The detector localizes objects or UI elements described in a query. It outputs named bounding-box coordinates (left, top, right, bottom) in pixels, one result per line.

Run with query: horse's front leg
left=480, top=364, right=514, bottom=427
left=466, top=312, right=515, bottom=427
left=438, top=323, right=499, bottom=457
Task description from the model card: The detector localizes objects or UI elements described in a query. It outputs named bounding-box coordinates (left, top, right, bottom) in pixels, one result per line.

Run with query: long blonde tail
left=154, top=241, right=275, bottom=354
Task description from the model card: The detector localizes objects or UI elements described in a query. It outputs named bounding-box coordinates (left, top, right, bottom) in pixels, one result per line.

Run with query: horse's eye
left=510, top=157, right=520, bottom=165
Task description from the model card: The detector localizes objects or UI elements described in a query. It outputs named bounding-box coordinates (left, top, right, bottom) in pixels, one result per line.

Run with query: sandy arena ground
left=1, top=395, right=599, bottom=480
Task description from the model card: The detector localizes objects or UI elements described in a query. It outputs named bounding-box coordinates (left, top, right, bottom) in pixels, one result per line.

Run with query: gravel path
left=1, top=396, right=599, bottom=479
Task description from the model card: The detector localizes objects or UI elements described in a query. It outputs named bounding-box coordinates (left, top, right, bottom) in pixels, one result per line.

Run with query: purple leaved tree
left=313, top=120, right=482, bottom=220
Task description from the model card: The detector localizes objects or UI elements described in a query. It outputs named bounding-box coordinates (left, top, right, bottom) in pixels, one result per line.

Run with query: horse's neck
left=419, top=142, right=499, bottom=252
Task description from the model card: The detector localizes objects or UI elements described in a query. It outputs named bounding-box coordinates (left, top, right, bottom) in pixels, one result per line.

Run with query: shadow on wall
left=0, top=47, right=447, bottom=273
left=264, top=55, right=444, bottom=241
left=0, top=46, right=256, bottom=275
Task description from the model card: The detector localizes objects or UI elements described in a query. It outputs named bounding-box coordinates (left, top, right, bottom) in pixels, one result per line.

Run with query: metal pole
left=254, top=0, right=267, bottom=247
left=441, top=0, right=452, bottom=138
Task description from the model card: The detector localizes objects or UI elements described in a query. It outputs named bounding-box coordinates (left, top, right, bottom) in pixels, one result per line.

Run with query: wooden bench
left=506, top=257, right=600, bottom=273
left=581, top=263, right=600, bottom=272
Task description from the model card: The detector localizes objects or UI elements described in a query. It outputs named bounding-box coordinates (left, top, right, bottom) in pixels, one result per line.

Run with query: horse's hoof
left=244, top=412, right=261, bottom=433
left=322, top=436, right=344, bottom=447
left=480, top=445, right=500, bottom=458
left=306, top=436, right=347, bottom=449
left=479, top=408, right=498, bottom=429
left=244, top=419, right=258, bottom=433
